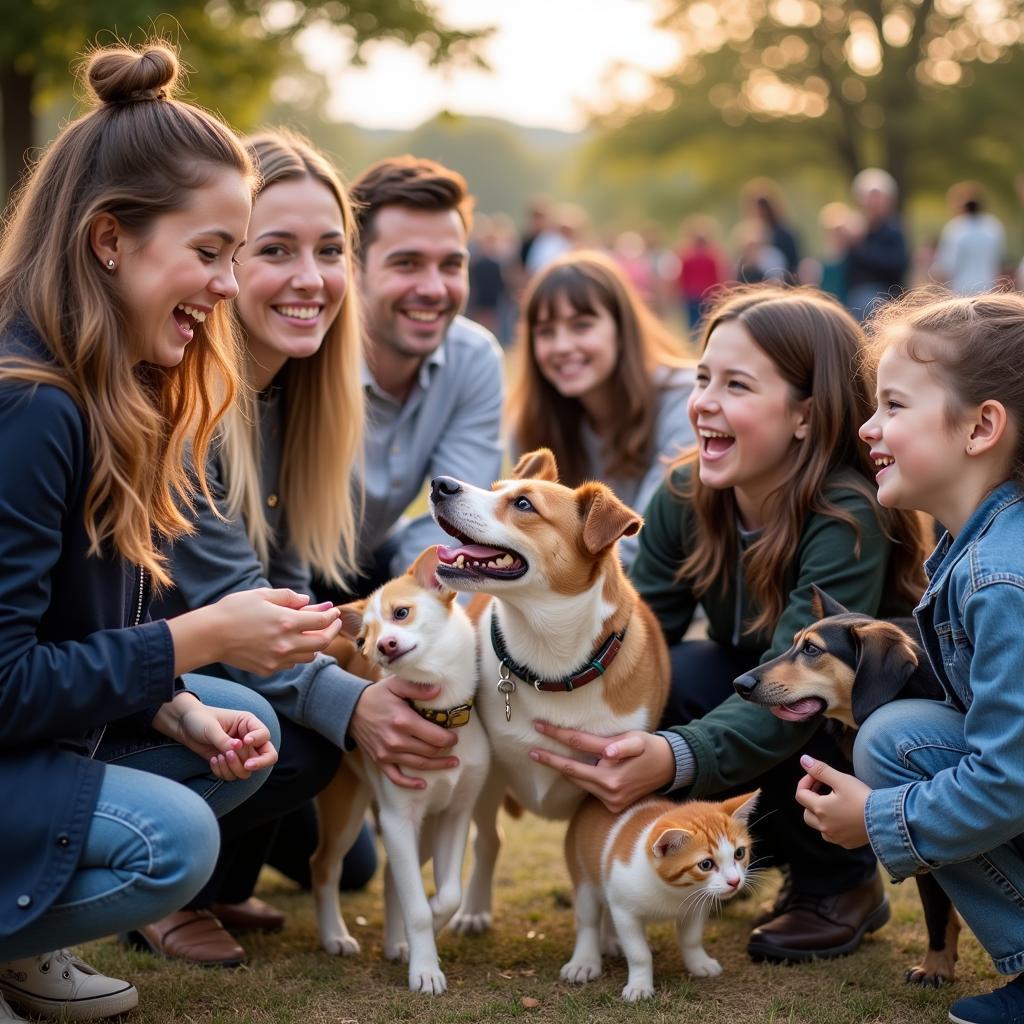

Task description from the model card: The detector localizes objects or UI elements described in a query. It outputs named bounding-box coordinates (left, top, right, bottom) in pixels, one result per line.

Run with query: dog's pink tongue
left=437, top=543, right=507, bottom=563
left=771, top=698, right=824, bottom=722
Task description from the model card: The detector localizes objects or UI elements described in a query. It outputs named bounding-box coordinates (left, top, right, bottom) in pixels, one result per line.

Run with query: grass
left=76, top=814, right=999, bottom=1024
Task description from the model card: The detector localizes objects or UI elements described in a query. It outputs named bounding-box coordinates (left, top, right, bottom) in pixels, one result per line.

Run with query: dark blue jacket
left=0, top=322, right=176, bottom=938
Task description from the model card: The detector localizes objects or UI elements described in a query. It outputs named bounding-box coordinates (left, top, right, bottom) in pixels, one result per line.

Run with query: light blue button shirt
left=357, top=315, right=505, bottom=577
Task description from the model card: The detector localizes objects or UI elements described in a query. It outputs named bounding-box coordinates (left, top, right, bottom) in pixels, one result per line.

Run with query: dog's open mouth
left=769, top=697, right=827, bottom=722
left=434, top=516, right=528, bottom=581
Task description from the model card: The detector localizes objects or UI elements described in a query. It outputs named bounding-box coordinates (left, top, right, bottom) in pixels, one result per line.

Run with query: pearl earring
left=106, top=259, right=115, bottom=270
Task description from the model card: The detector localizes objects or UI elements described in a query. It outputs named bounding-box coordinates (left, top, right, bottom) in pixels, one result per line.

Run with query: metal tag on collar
left=447, top=703, right=472, bottom=728
left=497, top=662, right=516, bottom=721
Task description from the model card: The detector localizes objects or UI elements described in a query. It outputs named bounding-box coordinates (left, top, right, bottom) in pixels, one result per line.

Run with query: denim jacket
left=864, top=481, right=1024, bottom=881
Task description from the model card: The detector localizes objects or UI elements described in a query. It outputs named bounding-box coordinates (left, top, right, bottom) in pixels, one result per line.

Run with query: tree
left=0, top=0, right=490, bottom=203
left=589, top=0, right=1024, bottom=204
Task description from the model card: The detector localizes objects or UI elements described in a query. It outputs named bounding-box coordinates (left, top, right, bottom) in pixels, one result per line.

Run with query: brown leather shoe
left=126, top=910, right=247, bottom=967
left=211, top=898, right=285, bottom=934
left=747, top=872, right=890, bottom=963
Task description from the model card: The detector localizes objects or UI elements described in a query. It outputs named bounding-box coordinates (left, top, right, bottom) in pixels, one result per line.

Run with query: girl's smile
left=688, top=320, right=809, bottom=527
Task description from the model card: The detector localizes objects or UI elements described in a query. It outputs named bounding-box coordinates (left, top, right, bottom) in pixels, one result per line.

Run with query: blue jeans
left=0, top=676, right=279, bottom=961
left=854, top=699, right=1024, bottom=974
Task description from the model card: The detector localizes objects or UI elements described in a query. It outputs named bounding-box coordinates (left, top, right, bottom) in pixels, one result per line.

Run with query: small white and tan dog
left=309, top=547, right=489, bottom=995
left=427, top=448, right=670, bottom=933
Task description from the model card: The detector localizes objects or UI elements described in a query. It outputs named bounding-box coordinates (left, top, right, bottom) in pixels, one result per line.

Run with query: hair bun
left=86, top=43, right=179, bottom=106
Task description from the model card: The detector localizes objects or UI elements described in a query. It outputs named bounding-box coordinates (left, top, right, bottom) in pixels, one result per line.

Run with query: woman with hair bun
left=0, top=42, right=342, bottom=1021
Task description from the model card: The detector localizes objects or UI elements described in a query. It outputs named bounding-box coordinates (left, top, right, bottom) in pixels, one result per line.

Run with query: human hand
left=156, top=693, right=278, bottom=781
left=348, top=675, right=459, bottom=790
left=794, top=754, right=871, bottom=849
left=529, top=720, right=674, bottom=813
left=181, top=588, right=342, bottom=676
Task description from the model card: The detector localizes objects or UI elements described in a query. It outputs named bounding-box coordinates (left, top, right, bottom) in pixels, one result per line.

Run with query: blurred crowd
left=466, top=171, right=1019, bottom=347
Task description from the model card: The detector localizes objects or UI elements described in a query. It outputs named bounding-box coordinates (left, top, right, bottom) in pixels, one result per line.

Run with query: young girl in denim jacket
left=797, top=290, right=1024, bottom=1024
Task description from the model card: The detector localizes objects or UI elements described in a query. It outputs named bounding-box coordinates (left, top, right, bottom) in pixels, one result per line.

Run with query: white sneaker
left=0, top=950, right=138, bottom=1020
left=0, top=993, right=28, bottom=1022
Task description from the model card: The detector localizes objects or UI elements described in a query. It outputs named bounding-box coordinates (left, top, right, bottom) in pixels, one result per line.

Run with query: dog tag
left=497, top=663, right=516, bottom=722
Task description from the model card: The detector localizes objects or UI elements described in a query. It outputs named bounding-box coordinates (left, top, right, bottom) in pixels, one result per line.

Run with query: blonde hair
left=674, top=285, right=927, bottom=634
left=0, top=41, right=253, bottom=588
left=509, top=250, right=692, bottom=487
left=219, top=129, right=364, bottom=586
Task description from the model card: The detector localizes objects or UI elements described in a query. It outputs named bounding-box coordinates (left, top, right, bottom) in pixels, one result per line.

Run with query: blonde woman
left=0, top=44, right=356, bottom=1022
left=148, top=130, right=458, bottom=964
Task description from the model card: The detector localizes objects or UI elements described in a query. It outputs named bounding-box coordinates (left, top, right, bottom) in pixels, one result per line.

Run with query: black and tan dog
left=732, top=585, right=958, bottom=986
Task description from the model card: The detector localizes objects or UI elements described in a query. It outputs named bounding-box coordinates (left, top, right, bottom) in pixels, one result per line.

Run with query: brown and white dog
left=427, top=448, right=670, bottom=933
left=732, top=585, right=958, bottom=986
left=309, top=548, right=489, bottom=995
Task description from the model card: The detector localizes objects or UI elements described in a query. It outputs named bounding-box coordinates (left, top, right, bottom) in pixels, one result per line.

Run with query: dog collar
left=490, top=616, right=627, bottom=694
left=413, top=699, right=474, bottom=729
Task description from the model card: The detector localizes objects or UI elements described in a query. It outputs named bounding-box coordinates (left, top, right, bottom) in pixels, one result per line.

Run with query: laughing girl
left=530, top=285, right=928, bottom=966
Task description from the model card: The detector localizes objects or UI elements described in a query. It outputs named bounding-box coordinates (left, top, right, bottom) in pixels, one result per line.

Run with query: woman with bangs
left=0, top=44, right=348, bottom=1023
left=148, top=129, right=453, bottom=963
left=508, top=250, right=695, bottom=569
left=528, top=285, right=931, bottom=969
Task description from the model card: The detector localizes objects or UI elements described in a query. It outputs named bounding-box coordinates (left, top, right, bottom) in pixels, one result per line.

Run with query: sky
left=296, top=0, right=681, bottom=131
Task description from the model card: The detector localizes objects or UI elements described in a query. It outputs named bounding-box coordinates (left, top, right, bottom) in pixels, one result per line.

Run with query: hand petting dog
left=529, top=720, right=675, bottom=814
left=795, top=754, right=870, bottom=849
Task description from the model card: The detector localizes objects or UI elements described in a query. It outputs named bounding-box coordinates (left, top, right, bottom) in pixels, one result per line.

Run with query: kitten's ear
left=651, top=827, right=692, bottom=859
left=722, top=790, right=761, bottom=827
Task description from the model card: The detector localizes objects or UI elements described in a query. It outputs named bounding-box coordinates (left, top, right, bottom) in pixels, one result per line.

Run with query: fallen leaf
left=521, top=997, right=541, bottom=1009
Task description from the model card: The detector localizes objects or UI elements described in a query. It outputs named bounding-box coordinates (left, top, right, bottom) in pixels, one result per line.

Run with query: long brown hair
left=509, top=250, right=692, bottom=486
left=675, top=285, right=927, bottom=634
left=220, top=129, right=364, bottom=586
left=0, top=41, right=254, bottom=587
left=868, top=288, right=1024, bottom=485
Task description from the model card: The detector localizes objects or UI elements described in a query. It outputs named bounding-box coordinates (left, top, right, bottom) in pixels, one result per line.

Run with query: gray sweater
left=152, top=388, right=368, bottom=748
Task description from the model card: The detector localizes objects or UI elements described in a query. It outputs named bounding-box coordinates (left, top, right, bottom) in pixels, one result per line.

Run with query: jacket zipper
left=89, top=565, right=145, bottom=760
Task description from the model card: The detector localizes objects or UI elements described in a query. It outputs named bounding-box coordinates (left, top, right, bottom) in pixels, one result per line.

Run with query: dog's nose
left=377, top=636, right=399, bottom=655
left=430, top=476, right=462, bottom=503
left=733, top=672, right=758, bottom=698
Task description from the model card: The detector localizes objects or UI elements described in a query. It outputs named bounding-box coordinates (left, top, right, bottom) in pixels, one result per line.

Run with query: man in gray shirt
left=349, top=155, right=504, bottom=588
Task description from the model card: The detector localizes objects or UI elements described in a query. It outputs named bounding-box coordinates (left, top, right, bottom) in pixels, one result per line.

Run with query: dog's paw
left=449, top=910, right=492, bottom=935
left=621, top=982, right=655, bottom=1002
left=904, top=964, right=953, bottom=988
left=321, top=933, right=361, bottom=957
left=384, top=941, right=409, bottom=963
left=409, top=966, right=447, bottom=995
left=685, top=953, right=722, bottom=978
left=560, top=958, right=602, bottom=984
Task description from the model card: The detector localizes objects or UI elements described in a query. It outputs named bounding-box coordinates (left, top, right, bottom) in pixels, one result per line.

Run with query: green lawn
left=75, top=813, right=999, bottom=1024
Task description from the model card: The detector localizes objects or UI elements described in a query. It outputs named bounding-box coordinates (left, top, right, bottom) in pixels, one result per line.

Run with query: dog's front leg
left=429, top=805, right=474, bottom=934
left=311, top=761, right=369, bottom=956
left=450, top=768, right=505, bottom=934
left=378, top=807, right=447, bottom=994
left=382, top=861, right=407, bottom=962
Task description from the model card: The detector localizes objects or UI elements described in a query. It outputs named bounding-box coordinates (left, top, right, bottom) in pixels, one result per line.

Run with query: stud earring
left=105, top=259, right=115, bottom=270
left=967, top=444, right=975, bottom=453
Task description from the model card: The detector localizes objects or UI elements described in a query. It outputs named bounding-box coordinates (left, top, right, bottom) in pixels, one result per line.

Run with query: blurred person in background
left=844, top=168, right=909, bottom=321
left=816, top=202, right=864, bottom=305
left=743, top=178, right=801, bottom=282
left=931, top=181, right=1005, bottom=295
left=675, top=215, right=728, bottom=334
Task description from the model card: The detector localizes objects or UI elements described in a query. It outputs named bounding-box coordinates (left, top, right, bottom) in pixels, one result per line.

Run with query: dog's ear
left=337, top=599, right=367, bottom=639
left=577, top=483, right=643, bottom=554
left=722, top=789, right=761, bottom=827
left=651, top=826, right=693, bottom=859
left=810, top=584, right=848, bottom=620
left=850, top=620, right=920, bottom=725
left=513, top=447, right=559, bottom=482
left=408, top=546, right=455, bottom=602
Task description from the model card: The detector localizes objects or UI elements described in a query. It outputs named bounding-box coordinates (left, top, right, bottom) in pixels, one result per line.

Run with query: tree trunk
left=1, top=62, right=34, bottom=210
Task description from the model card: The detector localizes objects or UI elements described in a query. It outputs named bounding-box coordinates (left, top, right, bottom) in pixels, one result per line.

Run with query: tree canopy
left=586, top=0, right=1024, bottom=207
left=0, top=0, right=491, bottom=202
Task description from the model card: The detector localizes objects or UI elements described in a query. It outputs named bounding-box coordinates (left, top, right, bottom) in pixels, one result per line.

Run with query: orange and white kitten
left=562, top=791, right=759, bottom=1002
